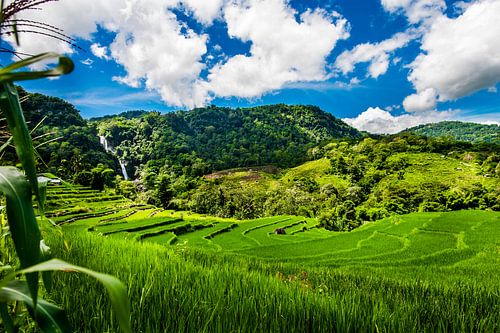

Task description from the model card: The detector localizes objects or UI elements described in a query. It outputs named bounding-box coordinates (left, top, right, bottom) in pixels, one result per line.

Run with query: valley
left=1, top=91, right=499, bottom=332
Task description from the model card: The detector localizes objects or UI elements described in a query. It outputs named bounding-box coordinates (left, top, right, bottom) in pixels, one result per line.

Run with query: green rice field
left=36, top=183, right=500, bottom=332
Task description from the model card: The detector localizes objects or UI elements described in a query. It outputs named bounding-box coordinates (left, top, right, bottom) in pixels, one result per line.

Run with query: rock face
left=274, top=228, right=286, bottom=235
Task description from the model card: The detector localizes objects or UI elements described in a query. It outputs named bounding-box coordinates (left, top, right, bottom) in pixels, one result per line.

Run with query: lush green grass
left=44, top=228, right=499, bottom=333
left=41, top=183, right=500, bottom=332
left=281, top=157, right=349, bottom=188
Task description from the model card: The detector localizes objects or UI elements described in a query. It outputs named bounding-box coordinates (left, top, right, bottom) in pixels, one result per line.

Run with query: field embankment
left=39, top=182, right=500, bottom=332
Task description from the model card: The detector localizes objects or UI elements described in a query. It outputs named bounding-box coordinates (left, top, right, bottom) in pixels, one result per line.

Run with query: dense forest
left=406, top=121, right=499, bottom=143
left=1, top=89, right=498, bottom=232
left=0, top=87, right=119, bottom=187
left=93, top=105, right=361, bottom=177
left=142, top=134, right=499, bottom=230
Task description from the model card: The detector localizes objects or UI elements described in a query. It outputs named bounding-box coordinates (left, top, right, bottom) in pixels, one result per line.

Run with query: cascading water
left=119, top=160, right=129, bottom=180
left=98, top=135, right=129, bottom=180
left=99, top=135, right=110, bottom=152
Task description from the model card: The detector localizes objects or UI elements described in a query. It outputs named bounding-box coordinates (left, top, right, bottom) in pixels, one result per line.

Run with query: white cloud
left=406, top=0, right=500, bottom=108
left=381, top=0, right=446, bottom=25
left=402, top=87, right=437, bottom=112
left=8, top=0, right=212, bottom=108
left=91, top=43, right=111, bottom=60
left=109, top=2, right=209, bottom=108
left=334, top=32, right=412, bottom=79
left=7, top=0, right=350, bottom=108
left=205, top=0, right=349, bottom=98
left=182, top=0, right=225, bottom=25
left=80, top=58, right=93, bottom=66
left=343, top=106, right=456, bottom=134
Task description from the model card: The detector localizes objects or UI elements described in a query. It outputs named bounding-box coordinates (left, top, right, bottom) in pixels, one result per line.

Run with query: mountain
left=177, top=135, right=499, bottom=227
left=404, top=121, right=499, bottom=143
left=94, top=104, right=361, bottom=177
left=0, top=87, right=119, bottom=181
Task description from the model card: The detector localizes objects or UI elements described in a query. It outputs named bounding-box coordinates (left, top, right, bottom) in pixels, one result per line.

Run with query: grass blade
left=21, top=259, right=132, bottom=333
left=0, top=280, right=71, bottom=333
left=0, top=82, right=39, bottom=201
left=0, top=166, right=41, bottom=306
left=0, top=53, right=74, bottom=82
left=37, top=176, right=48, bottom=216
left=0, top=136, right=12, bottom=154
left=0, top=302, right=15, bottom=333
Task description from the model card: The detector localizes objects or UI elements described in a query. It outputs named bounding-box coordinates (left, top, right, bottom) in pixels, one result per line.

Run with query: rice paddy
left=38, top=183, right=500, bottom=332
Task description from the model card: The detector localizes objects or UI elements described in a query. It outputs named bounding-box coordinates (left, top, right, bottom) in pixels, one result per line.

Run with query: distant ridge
left=94, top=104, right=361, bottom=176
left=404, top=121, right=499, bottom=143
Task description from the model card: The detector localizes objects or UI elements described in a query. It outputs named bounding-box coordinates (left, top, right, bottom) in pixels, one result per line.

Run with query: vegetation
left=162, top=135, right=499, bottom=229
left=29, top=181, right=500, bottom=332
left=93, top=104, right=361, bottom=178
left=405, top=121, right=499, bottom=144
left=0, top=3, right=129, bottom=331
left=1, top=2, right=497, bottom=332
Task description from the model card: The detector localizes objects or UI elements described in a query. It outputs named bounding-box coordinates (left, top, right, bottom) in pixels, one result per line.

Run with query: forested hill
left=94, top=104, right=361, bottom=176
left=405, top=121, right=499, bottom=143
left=0, top=87, right=118, bottom=180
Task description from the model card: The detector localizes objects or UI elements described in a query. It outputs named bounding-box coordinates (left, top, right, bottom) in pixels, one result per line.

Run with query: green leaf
left=40, top=240, right=53, bottom=293
left=0, top=82, right=39, bottom=202
left=0, top=166, right=41, bottom=306
left=0, top=136, right=12, bottom=154
left=0, top=280, right=71, bottom=333
left=38, top=177, right=48, bottom=216
left=0, top=302, right=15, bottom=333
left=0, top=53, right=74, bottom=82
left=21, top=259, right=132, bottom=333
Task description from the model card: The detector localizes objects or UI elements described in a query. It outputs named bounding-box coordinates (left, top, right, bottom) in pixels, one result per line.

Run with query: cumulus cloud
left=7, top=0, right=212, bottom=107
left=402, top=87, right=437, bottom=113
left=406, top=0, right=500, bottom=110
left=7, top=0, right=350, bottom=108
left=343, top=106, right=456, bottom=134
left=91, top=43, right=111, bottom=60
left=205, top=0, right=350, bottom=99
left=334, top=32, right=412, bottom=79
left=182, top=0, right=225, bottom=25
left=381, top=0, right=446, bottom=25
left=109, top=2, right=209, bottom=108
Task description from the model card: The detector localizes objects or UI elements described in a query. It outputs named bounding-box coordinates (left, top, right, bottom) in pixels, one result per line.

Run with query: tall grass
left=46, top=229, right=499, bottom=333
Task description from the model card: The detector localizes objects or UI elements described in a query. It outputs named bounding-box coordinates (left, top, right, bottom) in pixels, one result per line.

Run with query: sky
left=1, top=0, right=500, bottom=134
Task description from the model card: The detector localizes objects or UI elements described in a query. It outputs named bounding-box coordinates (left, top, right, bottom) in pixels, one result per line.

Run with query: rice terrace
left=30, top=178, right=498, bottom=332
left=1, top=0, right=500, bottom=332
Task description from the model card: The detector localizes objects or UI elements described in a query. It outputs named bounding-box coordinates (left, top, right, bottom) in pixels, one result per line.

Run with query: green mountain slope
left=179, top=136, right=499, bottom=226
left=405, top=121, right=499, bottom=143
left=94, top=104, right=361, bottom=177
left=1, top=87, right=118, bottom=180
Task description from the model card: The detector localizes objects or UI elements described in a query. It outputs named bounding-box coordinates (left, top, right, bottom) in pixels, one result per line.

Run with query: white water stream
left=99, top=135, right=129, bottom=180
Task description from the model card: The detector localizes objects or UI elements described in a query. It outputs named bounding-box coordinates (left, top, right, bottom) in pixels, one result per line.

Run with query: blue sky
left=1, top=0, right=499, bottom=133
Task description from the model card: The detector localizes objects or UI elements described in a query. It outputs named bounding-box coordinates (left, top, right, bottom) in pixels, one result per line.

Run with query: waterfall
left=99, top=135, right=110, bottom=153
left=98, top=135, right=129, bottom=180
left=119, top=160, right=129, bottom=180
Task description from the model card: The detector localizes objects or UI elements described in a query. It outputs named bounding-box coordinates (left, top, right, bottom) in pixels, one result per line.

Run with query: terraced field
left=47, top=183, right=499, bottom=270
left=48, top=184, right=323, bottom=247
left=38, top=182, right=500, bottom=332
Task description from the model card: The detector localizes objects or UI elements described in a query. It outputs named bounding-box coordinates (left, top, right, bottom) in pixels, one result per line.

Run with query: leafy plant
left=0, top=2, right=131, bottom=332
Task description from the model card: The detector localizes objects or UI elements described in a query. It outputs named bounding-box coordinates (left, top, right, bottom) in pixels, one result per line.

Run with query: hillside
left=28, top=181, right=500, bottom=332
left=405, top=121, right=499, bottom=143
left=179, top=148, right=499, bottom=227
left=94, top=104, right=361, bottom=177
left=0, top=87, right=119, bottom=181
